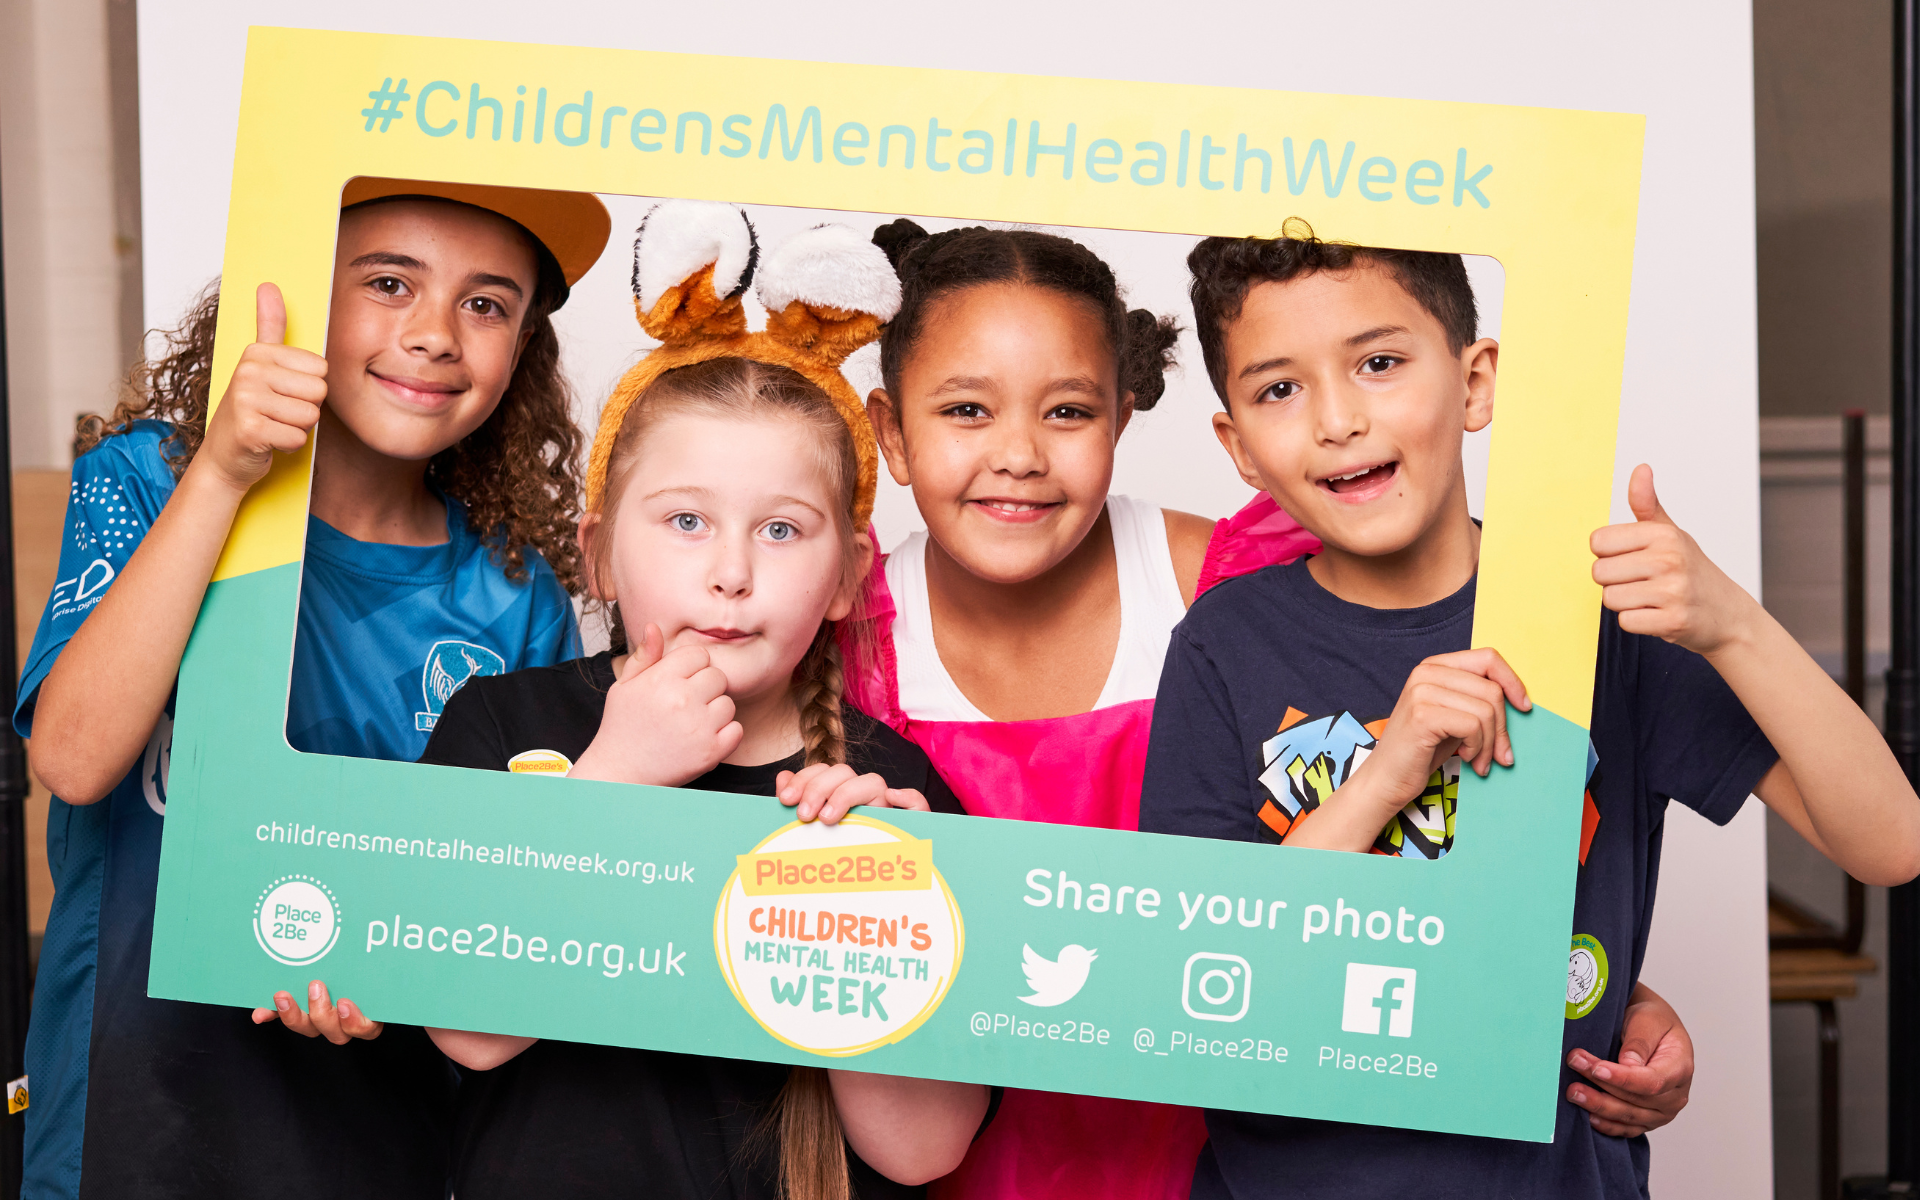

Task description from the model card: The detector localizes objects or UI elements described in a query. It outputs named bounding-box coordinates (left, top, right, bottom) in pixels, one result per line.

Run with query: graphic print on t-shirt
left=416, top=640, right=506, bottom=732
left=1254, top=706, right=1459, bottom=859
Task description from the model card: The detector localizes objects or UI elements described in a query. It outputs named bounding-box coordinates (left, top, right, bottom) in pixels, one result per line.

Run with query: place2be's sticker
left=715, top=816, right=963, bottom=1056
left=1566, top=933, right=1608, bottom=1020
left=507, top=748, right=572, bottom=776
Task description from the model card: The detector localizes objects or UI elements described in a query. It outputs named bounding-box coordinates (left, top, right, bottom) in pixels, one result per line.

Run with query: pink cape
left=843, top=494, right=1318, bottom=1200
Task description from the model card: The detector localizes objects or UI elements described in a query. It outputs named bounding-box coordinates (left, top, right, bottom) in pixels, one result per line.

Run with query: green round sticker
left=1566, top=934, right=1609, bottom=1019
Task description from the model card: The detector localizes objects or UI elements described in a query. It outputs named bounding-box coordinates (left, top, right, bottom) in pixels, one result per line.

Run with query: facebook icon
left=1341, top=963, right=1417, bottom=1038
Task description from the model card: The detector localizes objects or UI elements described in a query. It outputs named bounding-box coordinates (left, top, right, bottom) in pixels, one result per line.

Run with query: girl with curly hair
left=16, top=180, right=605, bottom=1199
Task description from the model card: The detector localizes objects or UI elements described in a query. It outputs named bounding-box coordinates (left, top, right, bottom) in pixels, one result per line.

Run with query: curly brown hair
left=74, top=274, right=586, bottom=592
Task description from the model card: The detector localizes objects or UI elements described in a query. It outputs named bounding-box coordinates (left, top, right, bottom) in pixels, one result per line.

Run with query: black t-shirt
left=1139, top=561, right=1779, bottom=1200
left=421, top=652, right=969, bottom=1200
left=79, top=971, right=455, bottom=1199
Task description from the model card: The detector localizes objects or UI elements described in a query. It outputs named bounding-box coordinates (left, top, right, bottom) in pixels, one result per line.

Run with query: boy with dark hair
left=1140, top=232, right=1920, bottom=1198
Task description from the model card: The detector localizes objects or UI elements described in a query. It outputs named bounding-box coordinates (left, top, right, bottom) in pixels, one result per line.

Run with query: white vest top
left=886, top=494, right=1189, bottom=722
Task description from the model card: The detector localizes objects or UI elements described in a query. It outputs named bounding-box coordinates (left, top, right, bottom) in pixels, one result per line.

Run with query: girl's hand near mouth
left=572, top=623, right=744, bottom=787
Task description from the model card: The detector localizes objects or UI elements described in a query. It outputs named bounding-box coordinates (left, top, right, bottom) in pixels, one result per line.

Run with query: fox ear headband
left=585, top=200, right=903, bottom=529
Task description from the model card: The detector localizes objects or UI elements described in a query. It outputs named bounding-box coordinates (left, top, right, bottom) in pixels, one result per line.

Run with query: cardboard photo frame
left=153, top=26, right=1643, bottom=1141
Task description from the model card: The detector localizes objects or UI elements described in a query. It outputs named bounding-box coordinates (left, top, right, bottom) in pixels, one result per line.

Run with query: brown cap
left=341, top=177, right=612, bottom=306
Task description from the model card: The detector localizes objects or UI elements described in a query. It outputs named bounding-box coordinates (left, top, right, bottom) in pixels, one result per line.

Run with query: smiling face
left=323, top=199, right=542, bottom=461
left=586, top=410, right=863, bottom=707
left=1211, top=262, right=1497, bottom=568
left=872, top=283, right=1130, bottom=586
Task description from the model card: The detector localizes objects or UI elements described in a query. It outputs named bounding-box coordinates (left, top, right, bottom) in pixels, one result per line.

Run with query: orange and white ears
left=630, top=199, right=759, bottom=343
left=601, top=205, right=893, bottom=527
left=755, top=223, right=903, bottom=365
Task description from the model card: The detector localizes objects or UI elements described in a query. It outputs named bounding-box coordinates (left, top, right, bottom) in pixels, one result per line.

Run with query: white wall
left=2, top=0, right=126, bottom=468
left=135, top=2, right=1767, bottom=1193
left=548, top=197, right=1504, bottom=556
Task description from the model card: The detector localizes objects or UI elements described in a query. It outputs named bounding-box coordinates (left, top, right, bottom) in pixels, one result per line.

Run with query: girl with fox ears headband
left=419, top=200, right=992, bottom=1200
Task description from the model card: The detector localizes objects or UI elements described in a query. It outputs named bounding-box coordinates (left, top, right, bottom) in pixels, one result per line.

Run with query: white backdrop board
left=134, top=2, right=1769, bottom=1194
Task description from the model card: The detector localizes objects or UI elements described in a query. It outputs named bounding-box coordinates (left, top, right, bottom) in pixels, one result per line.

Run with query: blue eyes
left=668, top=513, right=798, bottom=542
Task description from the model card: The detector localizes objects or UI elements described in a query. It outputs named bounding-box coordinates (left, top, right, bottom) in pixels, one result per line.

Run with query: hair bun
left=871, top=218, right=932, bottom=272
left=1121, top=308, right=1182, bottom=411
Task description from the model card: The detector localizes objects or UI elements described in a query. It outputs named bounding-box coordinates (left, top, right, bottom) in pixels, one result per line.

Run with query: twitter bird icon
left=1020, top=944, right=1097, bottom=1007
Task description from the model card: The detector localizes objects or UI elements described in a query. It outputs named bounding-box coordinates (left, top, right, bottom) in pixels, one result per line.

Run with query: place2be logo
left=254, top=875, right=340, bottom=966
left=714, top=816, right=963, bottom=1056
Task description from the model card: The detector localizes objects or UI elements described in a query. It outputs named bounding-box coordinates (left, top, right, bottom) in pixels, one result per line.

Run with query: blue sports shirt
left=15, top=421, right=579, bottom=1199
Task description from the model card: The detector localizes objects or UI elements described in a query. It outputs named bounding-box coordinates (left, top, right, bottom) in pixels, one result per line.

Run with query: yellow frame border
left=208, top=26, right=1641, bottom=728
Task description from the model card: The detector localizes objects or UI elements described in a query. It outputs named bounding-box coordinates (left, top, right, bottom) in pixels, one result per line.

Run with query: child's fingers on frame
left=336, top=999, right=384, bottom=1040
left=253, top=342, right=329, bottom=380
left=1600, top=582, right=1680, bottom=616
left=1422, top=650, right=1529, bottom=707
left=1588, top=520, right=1664, bottom=557
left=798, top=765, right=859, bottom=819
left=1417, top=663, right=1515, bottom=715
left=777, top=763, right=833, bottom=804
left=820, top=775, right=892, bottom=824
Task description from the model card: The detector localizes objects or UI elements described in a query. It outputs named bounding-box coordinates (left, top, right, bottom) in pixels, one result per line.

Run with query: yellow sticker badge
left=716, top=816, right=963, bottom=1056
left=507, top=749, right=572, bottom=777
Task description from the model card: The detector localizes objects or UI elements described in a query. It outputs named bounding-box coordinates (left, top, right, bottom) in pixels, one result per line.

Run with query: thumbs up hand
left=1590, top=464, right=1760, bottom=656
left=198, top=283, right=329, bottom=494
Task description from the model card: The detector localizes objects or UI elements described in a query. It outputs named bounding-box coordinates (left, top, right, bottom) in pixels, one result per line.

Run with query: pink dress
left=844, top=493, right=1318, bottom=1200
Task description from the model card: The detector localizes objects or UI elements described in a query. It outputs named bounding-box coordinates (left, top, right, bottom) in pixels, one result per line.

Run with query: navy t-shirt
left=1139, top=559, right=1778, bottom=1200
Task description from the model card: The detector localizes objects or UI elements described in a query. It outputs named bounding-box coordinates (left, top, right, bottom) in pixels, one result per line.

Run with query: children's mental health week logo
left=715, top=816, right=963, bottom=1056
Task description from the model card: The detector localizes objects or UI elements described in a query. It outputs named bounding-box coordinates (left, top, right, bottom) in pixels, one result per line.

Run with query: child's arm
left=1565, top=981, right=1694, bottom=1137
left=830, top=1071, right=988, bottom=1184
left=29, top=285, right=325, bottom=803
left=1593, top=466, right=1920, bottom=885
left=426, top=1028, right=537, bottom=1071
left=1282, top=647, right=1530, bottom=853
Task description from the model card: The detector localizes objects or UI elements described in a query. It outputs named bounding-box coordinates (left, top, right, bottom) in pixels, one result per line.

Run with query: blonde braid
left=792, top=624, right=848, bottom=768
left=763, top=625, right=855, bottom=1200
left=767, top=1067, right=852, bottom=1200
